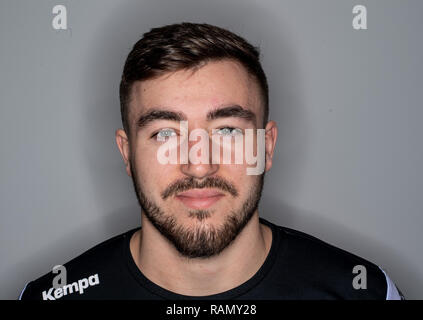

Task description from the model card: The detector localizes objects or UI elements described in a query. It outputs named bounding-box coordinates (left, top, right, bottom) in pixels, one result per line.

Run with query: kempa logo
left=42, top=274, right=100, bottom=300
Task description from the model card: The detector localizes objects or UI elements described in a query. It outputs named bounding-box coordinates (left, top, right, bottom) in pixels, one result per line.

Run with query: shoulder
left=19, top=227, right=139, bottom=300
left=263, top=219, right=403, bottom=299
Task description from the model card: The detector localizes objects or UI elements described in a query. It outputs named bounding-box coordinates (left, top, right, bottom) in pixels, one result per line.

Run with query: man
left=19, top=22, right=403, bottom=300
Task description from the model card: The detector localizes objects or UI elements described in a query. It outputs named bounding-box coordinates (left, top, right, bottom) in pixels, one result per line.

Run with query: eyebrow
left=136, top=109, right=187, bottom=130
left=206, top=105, right=256, bottom=123
left=135, top=104, right=256, bottom=130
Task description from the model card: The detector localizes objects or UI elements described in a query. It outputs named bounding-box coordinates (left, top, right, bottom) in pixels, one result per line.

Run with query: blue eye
left=215, top=127, right=243, bottom=136
left=153, top=128, right=177, bottom=140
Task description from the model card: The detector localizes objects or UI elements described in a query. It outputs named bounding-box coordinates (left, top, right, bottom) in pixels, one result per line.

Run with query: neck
left=129, top=211, right=272, bottom=296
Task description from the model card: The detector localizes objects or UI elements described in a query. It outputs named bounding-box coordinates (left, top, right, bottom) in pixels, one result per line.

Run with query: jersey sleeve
left=378, top=267, right=405, bottom=300
left=18, top=282, right=32, bottom=300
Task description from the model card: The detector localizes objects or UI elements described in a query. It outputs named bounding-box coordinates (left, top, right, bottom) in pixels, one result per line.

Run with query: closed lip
left=176, top=189, right=224, bottom=198
left=175, top=188, right=225, bottom=209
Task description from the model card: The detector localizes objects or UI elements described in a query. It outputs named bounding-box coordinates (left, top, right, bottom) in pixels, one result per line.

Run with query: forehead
left=129, top=59, right=262, bottom=126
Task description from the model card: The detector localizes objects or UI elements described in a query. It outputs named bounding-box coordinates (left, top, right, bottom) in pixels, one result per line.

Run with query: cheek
left=137, top=162, right=175, bottom=188
left=132, top=143, right=164, bottom=186
left=134, top=152, right=181, bottom=195
left=220, top=165, right=252, bottom=193
left=241, top=176, right=259, bottom=196
left=230, top=163, right=261, bottom=188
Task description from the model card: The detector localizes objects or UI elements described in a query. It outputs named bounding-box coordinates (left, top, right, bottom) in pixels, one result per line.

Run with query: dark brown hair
left=119, top=22, right=269, bottom=135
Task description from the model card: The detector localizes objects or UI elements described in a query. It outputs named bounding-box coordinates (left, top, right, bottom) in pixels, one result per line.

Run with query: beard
left=129, top=160, right=265, bottom=259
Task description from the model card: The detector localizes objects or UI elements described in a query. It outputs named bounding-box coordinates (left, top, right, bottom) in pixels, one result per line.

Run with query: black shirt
left=19, top=217, right=403, bottom=300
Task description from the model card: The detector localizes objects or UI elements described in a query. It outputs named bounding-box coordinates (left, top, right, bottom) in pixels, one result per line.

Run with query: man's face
left=117, top=59, right=276, bottom=259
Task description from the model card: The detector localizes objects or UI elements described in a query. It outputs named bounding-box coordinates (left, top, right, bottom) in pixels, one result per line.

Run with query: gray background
left=1, top=0, right=422, bottom=299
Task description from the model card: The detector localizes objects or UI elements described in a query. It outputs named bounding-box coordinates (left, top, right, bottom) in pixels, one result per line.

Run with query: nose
left=180, top=135, right=220, bottom=179
left=180, top=162, right=219, bottom=179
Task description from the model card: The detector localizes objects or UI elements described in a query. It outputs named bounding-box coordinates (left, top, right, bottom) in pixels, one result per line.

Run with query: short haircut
left=119, top=22, right=269, bottom=136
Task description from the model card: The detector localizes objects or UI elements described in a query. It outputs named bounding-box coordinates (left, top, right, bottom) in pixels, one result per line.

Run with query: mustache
left=161, top=176, right=238, bottom=200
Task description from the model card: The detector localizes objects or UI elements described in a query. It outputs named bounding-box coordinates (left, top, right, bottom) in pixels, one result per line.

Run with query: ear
left=264, top=121, right=278, bottom=172
left=115, top=129, right=132, bottom=177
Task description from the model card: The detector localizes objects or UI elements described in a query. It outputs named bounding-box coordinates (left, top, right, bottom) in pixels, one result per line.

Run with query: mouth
left=175, top=189, right=225, bottom=209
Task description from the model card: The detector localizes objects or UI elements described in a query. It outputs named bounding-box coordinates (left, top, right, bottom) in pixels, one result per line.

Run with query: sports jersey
left=19, top=217, right=404, bottom=300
